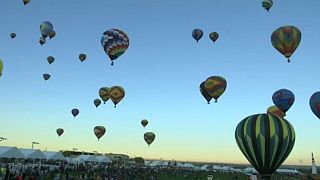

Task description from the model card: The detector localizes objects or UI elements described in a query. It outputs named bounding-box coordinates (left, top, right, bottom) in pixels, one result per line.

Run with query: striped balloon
left=309, top=92, right=320, bottom=120
left=267, top=105, right=285, bottom=118
left=271, top=25, right=301, bottom=62
left=0, top=59, right=3, bottom=77
left=209, top=32, right=219, bottom=43
left=94, top=126, right=106, bottom=140
left=144, top=132, right=155, bottom=146
left=235, top=113, right=295, bottom=178
left=109, top=86, right=125, bottom=108
left=262, top=0, right=273, bottom=12
left=192, top=29, right=203, bottom=43
left=204, top=76, right=227, bottom=102
left=101, top=29, right=129, bottom=66
left=40, top=21, right=53, bottom=38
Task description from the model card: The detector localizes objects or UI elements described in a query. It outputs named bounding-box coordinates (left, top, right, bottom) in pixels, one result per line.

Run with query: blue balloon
left=310, top=92, right=320, bottom=119
left=272, top=89, right=295, bottom=114
left=192, top=29, right=203, bottom=43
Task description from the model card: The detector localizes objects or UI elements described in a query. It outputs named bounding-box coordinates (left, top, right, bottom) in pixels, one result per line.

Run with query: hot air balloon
left=309, top=92, right=320, bottom=119
left=204, top=76, right=227, bottom=103
left=272, top=89, right=295, bottom=114
left=267, top=105, right=285, bottom=118
left=141, top=119, right=148, bottom=128
left=10, top=33, right=16, bottom=39
left=271, top=25, right=301, bottom=62
left=56, top=128, right=64, bottom=137
left=0, top=59, right=3, bottom=77
left=47, top=56, right=55, bottom=64
left=109, top=86, right=125, bottom=108
left=94, top=126, right=106, bottom=140
left=192, top=29, right=203, bottom=43
left=144, top=132, right=155, bottom=146
left=235, top=113, right=295, bottom=180
left=200, top=81, right=212, bottom=104
left=48, top=31, right=56, bottom=39
left=99, top=87, right=110, bottom=104
left=71, top=108, right=79, bottom=118
left=40, top=21, right=53, bottom=38
left=94, top=99, right=101, bottom=108
left=209, top=32, right=219, bottom=43
left=39, top=37, right=46, bottom=46
left=262, top=0, right=273, bottom=12
left=79, top=54, right=87, bottom=62
left=43, top=74, right=51, bottom=81
left=23, top=0, right=31, bottom=5
left=101, top=29, right=129, bottom=66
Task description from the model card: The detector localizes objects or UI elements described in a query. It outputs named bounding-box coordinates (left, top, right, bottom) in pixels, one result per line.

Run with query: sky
left=0, top=0, right=320, bottom=166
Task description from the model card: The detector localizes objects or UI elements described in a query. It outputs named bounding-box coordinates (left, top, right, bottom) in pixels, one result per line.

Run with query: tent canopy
left=43, top=151, right=66, bottom=161
left=96, top=156, right=112, bottom=163
left=75, top=155, right=98, bottom=163
left=19, top=148, right=46, bottom=160
left=0, top=146, right=25, bottom=159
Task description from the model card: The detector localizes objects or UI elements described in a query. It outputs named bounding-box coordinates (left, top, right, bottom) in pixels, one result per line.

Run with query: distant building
left=312, top=153, right=318, bottom=175
left=105, top=153, right=129, bottom=163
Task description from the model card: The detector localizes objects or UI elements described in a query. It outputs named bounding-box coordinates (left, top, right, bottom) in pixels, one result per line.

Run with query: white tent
left=0, top=146, right=25, bottom=159
left=96, top=156, right=112, bottom=163
left=43, top=151, right=66, bottom=161
left=74, top=155, right=98, bottom=163
left=19, top=148, right=46, bottom=160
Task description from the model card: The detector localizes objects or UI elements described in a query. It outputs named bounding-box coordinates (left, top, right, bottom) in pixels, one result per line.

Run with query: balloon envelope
left=144, top=132, right=155, bottom=146
left=235, top=113, right=295, bottom=178
left=56, top=128, right=64, bottom=137
left=141, top=119, right=148, bottom=127
left=272, top=89, right=294, bottom=114
left=94, top=99, right=101, bottom=108
left=48, top=31, right=56, bottom=39
left=71, top=108, right=79, bottom=118
left=271, top=25, right=301, bottom=62
left=47, top=56, right=55, bottom=64
left=267, top=105, right=285, bottom=118
left=23, top=0, right=31, bottom=5
left=94, top=126, right=106, bottom=140
left=40, top=21, right=53, bottom=38
left=101, top=29, right=129, bottom=65
left=79, top=54, right=87, bottom=62
left=209, top=32, right=219, bottom=43
left=99, top=87, right=110, bottom=103
left=39, top=37, right=46, bottom=46
left=43, top=74, right=51, bottom=80
left=0, top=59, right=3, bottom=77
left=205, top=76, right=227, bottom=102
left=200, top=81, right=212, bottom=104
left=192, top=29, right=203, bottom=42
left=309, top=92, right=320, bottom=119
left=10, top=33, right=16, bottom=39
left=109, top=86, right=125, bottom=107
left=262, top=0, right=273, bottom=11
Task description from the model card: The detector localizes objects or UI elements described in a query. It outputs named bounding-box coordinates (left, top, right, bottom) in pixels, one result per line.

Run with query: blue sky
left=0, top=0, right=320, bottom=165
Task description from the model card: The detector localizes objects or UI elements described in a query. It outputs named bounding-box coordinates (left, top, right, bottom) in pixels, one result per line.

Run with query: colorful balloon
left=204, top=76, right=227, bottom=102
left=23, top=0, right=31, bottom=5
left=144, top=132, right=155, bottom=146
left=10, top=33, right=16, bottom=39
left=235, top=113, right=295, bottom=179
left=39, top=37, right=46, bottom=46
left=0, top=59, right=3, bottom=77
left=200, top=81, right=212, bottom=104
left=47, top=56, right=55, bottom=64
left=141, top=119, right=148, bottom=128
left=101, top=29, right=129, bottom=66
left=40, top=21, right=53, bottom=38
left=94, top=126, right=106, bottom=140
left=262, top=0, right=273, bottom=12
left=79, top=54, right=87, bottom=62
left=267, top=105, right=285, bottom=118
left=56, top=128, right=64, bottom=137
left=271, top=25, right=301, bottom=62
left=71, top=108, right=79, bottom=118
left=43, top=74, right=51, bottom=81
left=309, top=92, right=320, bottom=119
left=99, top=87, right=110, bottom=104
left=192, top=29, right=203, bottom=43
left=272, top=89, right=294, bottom=114
left=48, top=31, right=56, bottom=39
left=109, top=86, right=125, bottom=108
left=94, top=99, right=101, bottom=108
left=209, top=32, right=219, bottom=43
